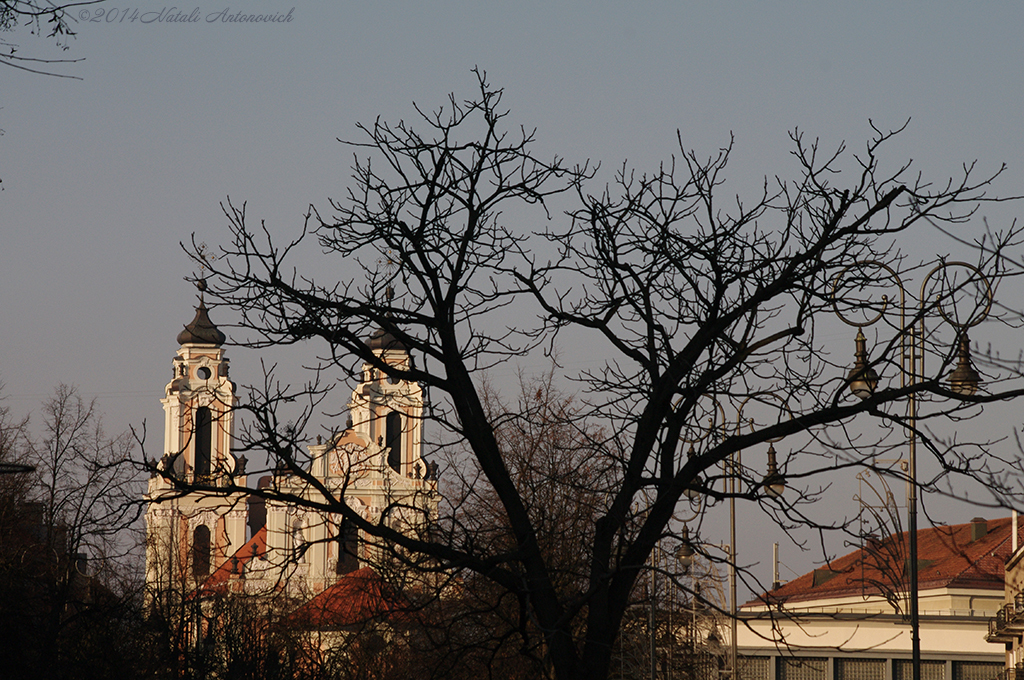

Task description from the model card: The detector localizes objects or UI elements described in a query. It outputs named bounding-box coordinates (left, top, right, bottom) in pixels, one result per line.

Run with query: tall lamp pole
left=835, top=261, right=989, bottom=680
left=684, top=399, right=787, bottom=680
left=731, top=402, right=788, bottom=680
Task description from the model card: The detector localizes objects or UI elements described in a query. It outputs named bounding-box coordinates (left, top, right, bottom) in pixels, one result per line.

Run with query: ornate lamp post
left=833, top=260, right=991, bottom=680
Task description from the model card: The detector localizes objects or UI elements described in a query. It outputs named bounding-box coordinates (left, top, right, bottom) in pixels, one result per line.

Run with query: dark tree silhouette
left=160, top=72, right=1024, bottom=680
left=0, top=0, right=100, bottom=77
left=0, top=385, right=144, bottom=679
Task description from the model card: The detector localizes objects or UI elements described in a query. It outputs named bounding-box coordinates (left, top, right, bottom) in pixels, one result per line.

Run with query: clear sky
left=2, top=1, right=1023, bottom=590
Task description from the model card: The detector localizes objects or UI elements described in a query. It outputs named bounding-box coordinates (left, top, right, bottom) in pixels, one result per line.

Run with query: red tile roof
left=198, top=532, right=411, bottom=630
left=198, top=526, right=267, bottom=593
left=748, top=517, right=1017, bottom=607
left=287, top=567, right=412, bottom=629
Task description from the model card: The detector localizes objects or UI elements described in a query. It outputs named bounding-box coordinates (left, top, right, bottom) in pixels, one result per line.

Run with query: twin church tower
left=144, top=285, right=436, bottom=599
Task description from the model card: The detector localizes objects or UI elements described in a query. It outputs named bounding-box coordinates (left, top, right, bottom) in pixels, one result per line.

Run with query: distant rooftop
left=748, top=517, right=1017, bottom=608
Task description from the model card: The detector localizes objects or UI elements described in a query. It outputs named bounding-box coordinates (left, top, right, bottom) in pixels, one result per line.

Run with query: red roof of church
left=198, top=531, right=411, bottom=629
left=199, top=526, right=267, bottom=592
left=288, top=567, right=412, bottom=628
left=748, top=517, right=1017, bottom=607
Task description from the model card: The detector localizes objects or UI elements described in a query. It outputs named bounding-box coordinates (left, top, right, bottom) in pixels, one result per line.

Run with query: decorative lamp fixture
left=848, top=328, right=879, bottom=400
left=684, top=444, right=703, bottom=501
left=762, top=444, right=785, bottom=498
left=948, top=336, right=981, bottom=396
left=677, top=525, right=695, bottom=570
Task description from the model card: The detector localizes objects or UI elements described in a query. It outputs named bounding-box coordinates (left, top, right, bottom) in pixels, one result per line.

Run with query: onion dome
left=177, top=302, right=226, bottom=346
left=366, top=327, right=407, bottom=352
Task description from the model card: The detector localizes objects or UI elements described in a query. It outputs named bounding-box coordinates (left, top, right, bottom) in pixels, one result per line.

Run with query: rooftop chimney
left=970, top=517, right=988, bottom=542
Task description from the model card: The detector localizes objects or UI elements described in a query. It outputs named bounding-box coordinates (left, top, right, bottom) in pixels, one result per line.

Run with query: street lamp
left=849, top=329, right=880, bottom=400
left=646, top=493, right=706, bottom=680
left=948, top=338, right=981, bottom=396
left=678, top=525, right=696, bottom=571
left=674, top=534, right=697, bottom=680
left=762, top=444, right=786, bottom=499
left=833, top=260, right=991, bottom=680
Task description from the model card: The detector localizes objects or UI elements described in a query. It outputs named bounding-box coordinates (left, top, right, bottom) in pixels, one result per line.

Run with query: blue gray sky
left=2, top=1, right=1023, bottom=586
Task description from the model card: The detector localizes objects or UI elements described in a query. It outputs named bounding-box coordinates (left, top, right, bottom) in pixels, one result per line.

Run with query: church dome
left=177, top=303, right=227, bottom=346
left=366, top=327, right=407, bottom=352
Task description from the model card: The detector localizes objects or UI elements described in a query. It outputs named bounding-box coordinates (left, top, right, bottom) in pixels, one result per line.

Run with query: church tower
left=262, top=326, right=436, bottom=595
left=145, top=283, right=248, bottom=600
left=347, top=328, right=425, bottom=478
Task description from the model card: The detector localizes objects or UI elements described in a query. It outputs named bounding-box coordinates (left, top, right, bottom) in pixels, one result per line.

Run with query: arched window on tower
left=192, top=525, right=211, bottom=579
left=385, top=411, right=402, bottom=473
left=194, top=406, right=212, bottom=478
left=336, top=519, right=359, bottom=575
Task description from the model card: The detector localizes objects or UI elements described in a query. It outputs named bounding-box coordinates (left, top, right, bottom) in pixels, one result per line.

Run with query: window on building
left=836, top=659, right=885, bottom=680
left=953, top=661, right=1002, bottom=680
left=385, top=411, right=402, bottom=473
left=778, top=657, right=827, bottom=680
left=192, top=525, right=211, bottom=579
left=739, top=656, right=771, bottom=680
left=194, top=406, right=212, bottom=478
left=896, top=660, right=946, bottom=680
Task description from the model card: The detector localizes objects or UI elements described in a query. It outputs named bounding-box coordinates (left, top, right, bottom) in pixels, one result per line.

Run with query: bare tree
left=163, top=72, right=1024, bottom=679
left=0, top=384, right=141, bottom=678
left=382, top=369, right=614, bottom=679
left=0, top=384, right=35, bottom=664
left=0, top=0, right=101, bottom=77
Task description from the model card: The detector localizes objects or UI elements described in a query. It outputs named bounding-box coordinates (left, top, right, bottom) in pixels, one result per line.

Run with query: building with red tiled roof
left=986, top=514, right=1024, bottom=680
left=288, top=567, right=411, bottom=630
left=735, top=517, right=1011, bottom=680
left=146, top=302, right=437, bottom=604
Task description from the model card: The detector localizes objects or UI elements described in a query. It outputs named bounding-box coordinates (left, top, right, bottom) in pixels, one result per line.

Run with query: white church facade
left=144, top=285, right=438, bottom=607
